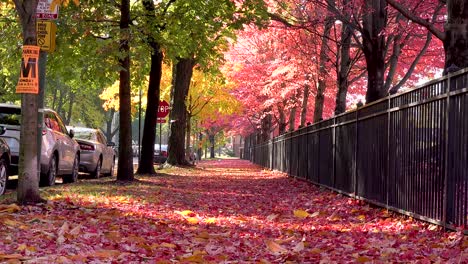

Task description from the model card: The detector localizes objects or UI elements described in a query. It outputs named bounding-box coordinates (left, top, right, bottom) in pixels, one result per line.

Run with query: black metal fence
left=244, top=69, right=468, bottom=231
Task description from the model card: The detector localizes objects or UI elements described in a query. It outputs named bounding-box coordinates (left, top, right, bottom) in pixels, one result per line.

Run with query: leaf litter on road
left=0, top=159, right=466, bottom=263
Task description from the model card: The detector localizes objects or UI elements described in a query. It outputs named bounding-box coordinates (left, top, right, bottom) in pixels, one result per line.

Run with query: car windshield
left=0, top=107, right=21, bottom=126
left=74, top=131, right=97, bottom=141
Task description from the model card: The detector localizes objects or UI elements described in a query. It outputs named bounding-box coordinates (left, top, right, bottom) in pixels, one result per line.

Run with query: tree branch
left=386, top=0, right=445, bottom=40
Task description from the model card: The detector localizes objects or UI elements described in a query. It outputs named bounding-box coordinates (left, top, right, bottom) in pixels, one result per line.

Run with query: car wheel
left=42, top=156, right=57, bottom=186
left=92, top=158, right=102, bottom=179
left=0, top=159, right=8, bottom=195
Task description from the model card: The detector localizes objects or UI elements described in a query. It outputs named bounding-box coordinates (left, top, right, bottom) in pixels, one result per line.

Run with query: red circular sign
left=157, top=100, right=170, bottom=118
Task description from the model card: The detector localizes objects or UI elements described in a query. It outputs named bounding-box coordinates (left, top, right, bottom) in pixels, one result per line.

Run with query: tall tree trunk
left=197, top=132, right=203, bottom=161
left=105, top=109, right=116, bottom=141
left=441, top=1, right=467, bottom=73
left=313, top=12, right=333, bottom=122
left=288, top=106, right=296, bottom=132
left=137, top=44, right=163, bottom=174
left=278, top=106, right=286, bottom=135
left=209, top=134, right=215, bottom=158
left=335, top=19, right=352, bottom=115
left=260, top=111, right=272, bottom=142
left=14, top=0, right=44, bottom=203
left=117, top=0, right=134, bottom=181
left=362, top=0, right=388, bottom=103
left=65, top=92, right=74, bottom=125
left=300, top=83, right=310, bottom=127
left=167, top=57, right=195, bottom=165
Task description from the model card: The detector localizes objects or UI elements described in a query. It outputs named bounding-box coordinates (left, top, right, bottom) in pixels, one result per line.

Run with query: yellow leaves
left=265, top=240, right=288, bottom=254
left=355, top=256, right=372, bottom=263
left=357, top=215, right=366, bottom=221
left=2, top=218, right=21, bottom=227
left=293, top=209, right=319, bottom=219
left=91, top=250, right=120, bottom=258
left=0, top=204, right=21, bottom=213
left=0, top=253, right=24, bottom=261
left=16, top=244, right=36, bottom=252
left=293, top=209, right=309, bottom=218
left=310, top=248, right=322, bottom=254
left=177, top=210, right=195, bottom=217
left=204, top=217, right=217, bottom=224
left=160, top=242, right=177, bottom=249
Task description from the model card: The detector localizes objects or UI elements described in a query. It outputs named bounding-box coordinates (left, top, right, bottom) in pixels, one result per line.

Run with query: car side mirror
left=69, top=129, right=75, bottom=139
left=0, top=126, right=5, bottom=135
left=107, top=142, right=115, bottom=147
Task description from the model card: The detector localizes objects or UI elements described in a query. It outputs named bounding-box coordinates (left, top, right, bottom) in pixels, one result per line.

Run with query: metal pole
left=37, top=51, right=47, bottom=176
left=138, top=87, right=141, bottom=163
left=159, top=120, right=162, bottom=153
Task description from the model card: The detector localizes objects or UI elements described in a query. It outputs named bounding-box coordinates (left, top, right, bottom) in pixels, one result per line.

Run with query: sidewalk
left=0, top=159, right=466, bottom=262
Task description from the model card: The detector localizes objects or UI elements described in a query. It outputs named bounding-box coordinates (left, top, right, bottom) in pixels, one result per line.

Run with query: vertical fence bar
left=386, top=97, right=391, bottom=207
left=443, top=76, right=450, bottom=228
left=354, top=107, right=359, bottom=196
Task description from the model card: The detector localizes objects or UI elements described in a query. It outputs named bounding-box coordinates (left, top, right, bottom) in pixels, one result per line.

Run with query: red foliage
left=0, top=159, right=466, bottom=262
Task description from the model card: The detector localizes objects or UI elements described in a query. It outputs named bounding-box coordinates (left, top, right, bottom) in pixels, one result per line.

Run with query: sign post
left=157, top=100, right=170, bottom=155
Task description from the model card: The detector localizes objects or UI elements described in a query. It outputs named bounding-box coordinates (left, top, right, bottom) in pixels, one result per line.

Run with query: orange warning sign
left=16, top=45, right=40, bottom=94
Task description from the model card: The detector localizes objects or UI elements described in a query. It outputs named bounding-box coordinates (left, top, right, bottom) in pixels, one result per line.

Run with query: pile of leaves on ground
left=0, top=159, right=466, bottom=263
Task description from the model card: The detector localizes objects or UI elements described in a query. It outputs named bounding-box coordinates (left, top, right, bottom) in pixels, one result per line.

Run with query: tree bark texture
left=444, top=0, right=468, bottom=72
left=14, top=0, right=44, bottom=204
left=137, top=46, right=163, bottom=174
left=278, top=106, right=286, bottom=135
left=335, top=17, right=352, bottom=115
left=288, top=106, right=296, bottom=132
left=300, top=83, right=310, bottom=127
left=209, top=134, right=215, bottom=158
left=260, top=111, right=272, bottom=143
left=117, top=0, right=134, bottom=181
left=167, top=57, right=195, bottom=165
left=313, top=13, right=333, bottom=122
left=362, top=0, right=388, bottom=103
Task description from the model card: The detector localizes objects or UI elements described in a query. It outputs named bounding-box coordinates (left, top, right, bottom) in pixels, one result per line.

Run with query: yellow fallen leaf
left=0, top=204, right=21, bottom=213
left=178, top=210, right=194, bottom=216
left=293, top=209, right=309, bottom=219
left=179, top=254, right=204, bottom=263
left=0, top=253, right=23, bottom=260
left=204, top=218, right=216, bottom=224
left=310, top=248, right=321, bottom=254
left=160, top=242, right=177, bottom=249
left=330, top=215, right=341, bottom=221
left=357, top=215, right=366, bottom=221
left=186, top=217, right=199, bottom=225
left=3, top=219, right=20, bottom=227
left=356, top=256, right=372, bottom=263
left=93, top=250, right=120, bottom=258
left=265, top=240, right=288, bottom=254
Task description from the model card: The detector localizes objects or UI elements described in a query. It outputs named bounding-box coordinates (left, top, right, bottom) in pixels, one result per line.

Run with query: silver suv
left=0, top=103, right=80, bottom=186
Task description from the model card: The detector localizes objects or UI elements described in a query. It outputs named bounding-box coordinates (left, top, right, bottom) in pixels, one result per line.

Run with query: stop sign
left=157, top=100, right=170, bottom=118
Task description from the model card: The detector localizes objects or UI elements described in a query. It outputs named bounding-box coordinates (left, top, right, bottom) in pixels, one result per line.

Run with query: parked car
left=0, top=132, right=10, bottom=196
left=67, top=126, right=115, bottom=178
left=0, top=103, right=80, bottom=186
left=154, top=144, right=168, bottom=163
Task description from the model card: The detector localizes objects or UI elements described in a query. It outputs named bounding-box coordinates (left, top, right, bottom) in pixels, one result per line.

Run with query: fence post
left=332, top=117, right=336, bottom=188
left=442, top=74, right=451, bottom=229
left=386, top=96, right=391, bottom=208
left=354, top=106, right=359, bottom=196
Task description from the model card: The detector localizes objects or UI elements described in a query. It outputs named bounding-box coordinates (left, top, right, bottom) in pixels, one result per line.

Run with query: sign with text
left=157, top=100, right=170, bottom=118
left=157, top=118, right=166, bottom=123
left=36, top=0, right=59, bottom=20
left=16, top=46, right=40, bottom=94
left=37, top=20, right=57, bottom=52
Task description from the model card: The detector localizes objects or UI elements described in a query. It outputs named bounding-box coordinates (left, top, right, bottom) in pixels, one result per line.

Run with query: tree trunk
left=117, top=0, right=134, bottom=181
left=335, top=16, right=352, bottom=115
left=288, top=106, right=296, bottom=132
left=137, top=45, right=163, bottom=174
left=105, top=109, right=116, bottom=141
left=65, top=92, right=74, bottom=125
left=260, top=111, right=272, bottom=142
left=197, top=132, right=203, bottom=160
left=362, top=0, right=388, bottom=103
left=167, top=57, right=195, bottom=165
left=313, top=13, right=333, bottom=122
left=278, top=107, right=286, bottom=135
left=209, top=134, right=215, bottom=158
left=300, top=83, right=310, bottom=127
left=14, top=0, right=44, bottom=204
left=443, top=1, right=468, bottom=73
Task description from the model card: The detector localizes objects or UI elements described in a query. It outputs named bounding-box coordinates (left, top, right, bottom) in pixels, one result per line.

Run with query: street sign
left=157, top=118, right=166, bottom=123
left=36, top=0, right=59, bottom=20
left=36, top=20, right=56, bottom=52
left=16, top=46, right=40, bottom=94
left=157, top=100, right=170, bottom=118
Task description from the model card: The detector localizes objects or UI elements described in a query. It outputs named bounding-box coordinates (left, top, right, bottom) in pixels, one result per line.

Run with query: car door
left=45, top=112, right=74, bottom=174
left=97, top=131, right=111, bottom=170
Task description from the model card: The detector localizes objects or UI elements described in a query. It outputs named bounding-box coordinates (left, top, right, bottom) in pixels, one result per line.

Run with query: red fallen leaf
left=440, top=249, right=460, bottom=259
